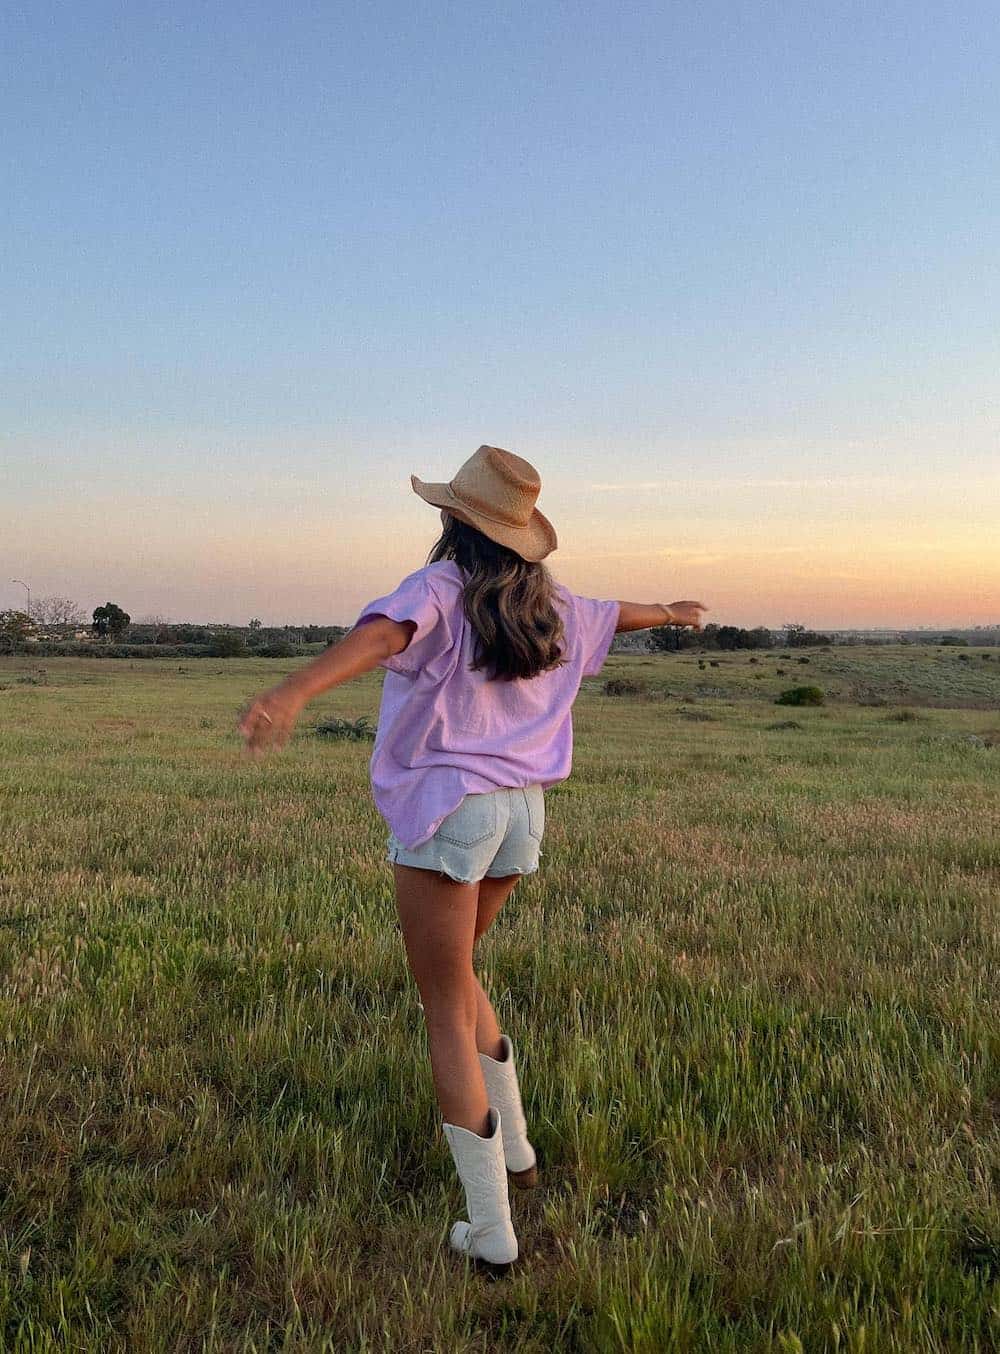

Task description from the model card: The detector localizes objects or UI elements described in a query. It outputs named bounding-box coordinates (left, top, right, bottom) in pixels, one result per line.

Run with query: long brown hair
left=426, top=513, right=567, bottom=681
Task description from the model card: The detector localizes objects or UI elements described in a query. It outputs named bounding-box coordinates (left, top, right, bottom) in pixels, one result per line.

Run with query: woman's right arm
left=238, top=615, right=413, bottom=756
left=615, top=601, right=708, bottom=633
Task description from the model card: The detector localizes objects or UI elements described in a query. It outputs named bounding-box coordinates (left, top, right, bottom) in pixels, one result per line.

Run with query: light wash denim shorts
left=386, top=784, right=545, bottom=884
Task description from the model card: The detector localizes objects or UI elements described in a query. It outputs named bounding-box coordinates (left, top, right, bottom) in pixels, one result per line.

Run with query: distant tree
left=747, top=626, right=775, bottom=649
left=92, top=602, right=131, bottom=640
left=211, top=630, right=245, bottom=657
left=939, top=635, right=968, bottom=646
left=717, top=624, right=775, bottom=650
left=154, top=624, right=177, bottom=644
left=173, top=624, right=212, bottom=645
left=651, top=621, right=718, bottom=651
left=0, top=609, right=35, bottom=653
left=303, top=624, right=348, bottom=645
left=649, top=622, right=690, bottom=652
left=651, top=620, right=775, bottom=653
left=783, top=622, right=807, bottom=646
left=33, top=596, right=85, bottom=627
left=783, top=620, right=834, bottom=647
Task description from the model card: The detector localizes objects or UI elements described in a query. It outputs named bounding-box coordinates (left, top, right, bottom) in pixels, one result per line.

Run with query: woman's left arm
left=615, top=601, right=708, bottom=633
left=238, top=616, right=414, bottom=755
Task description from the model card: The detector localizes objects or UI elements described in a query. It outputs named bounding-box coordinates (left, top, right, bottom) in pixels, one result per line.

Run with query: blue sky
left=4, top=2, right=999, bottom=627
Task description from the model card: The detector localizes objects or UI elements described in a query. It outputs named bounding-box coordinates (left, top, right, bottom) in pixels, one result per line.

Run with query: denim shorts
left=386, top=784, right=545, bottom=884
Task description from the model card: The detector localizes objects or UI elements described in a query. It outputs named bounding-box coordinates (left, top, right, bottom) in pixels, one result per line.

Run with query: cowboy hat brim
left=410, top=474, right=558, bottom=562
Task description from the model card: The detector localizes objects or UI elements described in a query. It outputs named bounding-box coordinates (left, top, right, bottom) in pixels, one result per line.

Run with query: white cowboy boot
left=478, top=1035, right=538, bottom=1188
left=442, top=1105, right=518, bottom=1274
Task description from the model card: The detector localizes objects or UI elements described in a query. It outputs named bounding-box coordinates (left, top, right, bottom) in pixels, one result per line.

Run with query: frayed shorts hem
left=385, top=844, right=540, bottom=885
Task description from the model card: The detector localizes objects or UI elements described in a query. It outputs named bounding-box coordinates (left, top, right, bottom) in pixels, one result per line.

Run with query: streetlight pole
left=11, top=579, right=30, bottom=619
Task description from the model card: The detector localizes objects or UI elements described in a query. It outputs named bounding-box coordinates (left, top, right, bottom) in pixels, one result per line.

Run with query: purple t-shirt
left=353, top=560, right=620, bottom=849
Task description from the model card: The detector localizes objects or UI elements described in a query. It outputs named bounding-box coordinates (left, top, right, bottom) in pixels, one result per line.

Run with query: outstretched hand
left=666, top=600, right=709, bottom=631
left=238, top=683, right=306, bottom=758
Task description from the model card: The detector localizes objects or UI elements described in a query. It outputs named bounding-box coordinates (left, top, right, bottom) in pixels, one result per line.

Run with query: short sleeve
left=353, top=569, right=447, bottom=676
left=571, top=593, right=621, bottom=676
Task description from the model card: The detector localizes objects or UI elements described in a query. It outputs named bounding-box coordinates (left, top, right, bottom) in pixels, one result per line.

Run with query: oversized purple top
left=353, top=560, right=620, bottom=849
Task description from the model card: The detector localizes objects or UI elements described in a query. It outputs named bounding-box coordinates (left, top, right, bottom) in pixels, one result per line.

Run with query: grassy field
left=1, top=648, right=998, bottom=1352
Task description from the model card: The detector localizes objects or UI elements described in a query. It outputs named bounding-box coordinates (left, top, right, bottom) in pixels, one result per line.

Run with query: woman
left=238, top=445, right=707, bottom=1276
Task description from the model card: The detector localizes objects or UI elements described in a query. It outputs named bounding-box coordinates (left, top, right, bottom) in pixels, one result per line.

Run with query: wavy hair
left=426, top=513, right=567, bottom=681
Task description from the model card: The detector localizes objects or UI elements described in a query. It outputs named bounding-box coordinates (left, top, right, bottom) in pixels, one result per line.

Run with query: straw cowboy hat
left=411, top=445, right=558, bottom=562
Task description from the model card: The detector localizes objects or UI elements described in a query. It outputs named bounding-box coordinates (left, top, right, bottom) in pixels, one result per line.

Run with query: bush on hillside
left=775, top=685, right=825, bottom=707
left=604, top=677, right=649, bottom=696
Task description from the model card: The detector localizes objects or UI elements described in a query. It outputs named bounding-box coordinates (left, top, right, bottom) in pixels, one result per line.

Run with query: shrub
left=768, top=719, right=804, bottom=730
left=797, top=656, right=811, bottom=664
left=603, top=677, right=648, bottom=696
left=30, top=641, right=214, bottom=659
left=256, top=641, right=298, bottom=658
left=315, top=716, right=376, bottom=741
left=775, top=685, right=825, bottom=707
left=889, top=708, right=923, bottom=722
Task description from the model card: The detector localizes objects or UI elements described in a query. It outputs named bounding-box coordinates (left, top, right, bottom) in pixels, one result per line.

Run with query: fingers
left=237, top=696, right=299, bottom=759
left=237, top=700, right=262, bottom=737
left=238, top=700, right=280, bottom=756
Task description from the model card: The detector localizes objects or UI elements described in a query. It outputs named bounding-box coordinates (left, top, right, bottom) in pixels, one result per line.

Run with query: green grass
left=1, top=648, right=998, bottom=1351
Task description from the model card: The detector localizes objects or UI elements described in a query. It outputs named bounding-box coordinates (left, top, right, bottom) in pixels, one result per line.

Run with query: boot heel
left=508, top=1163, right=539, bottom=1189
left=474, top=1257, right=515, bottom=1281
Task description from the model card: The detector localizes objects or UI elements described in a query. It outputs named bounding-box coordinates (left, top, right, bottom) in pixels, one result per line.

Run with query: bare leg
left=393, top=863, right=489, bottom=1134
left=472, top=873, right=538, bottom=1187
left=472, top=874, right=521, bottom=1058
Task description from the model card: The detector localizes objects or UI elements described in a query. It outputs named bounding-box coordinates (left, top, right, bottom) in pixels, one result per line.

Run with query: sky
left=3, top=1, right=998, bottom=630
